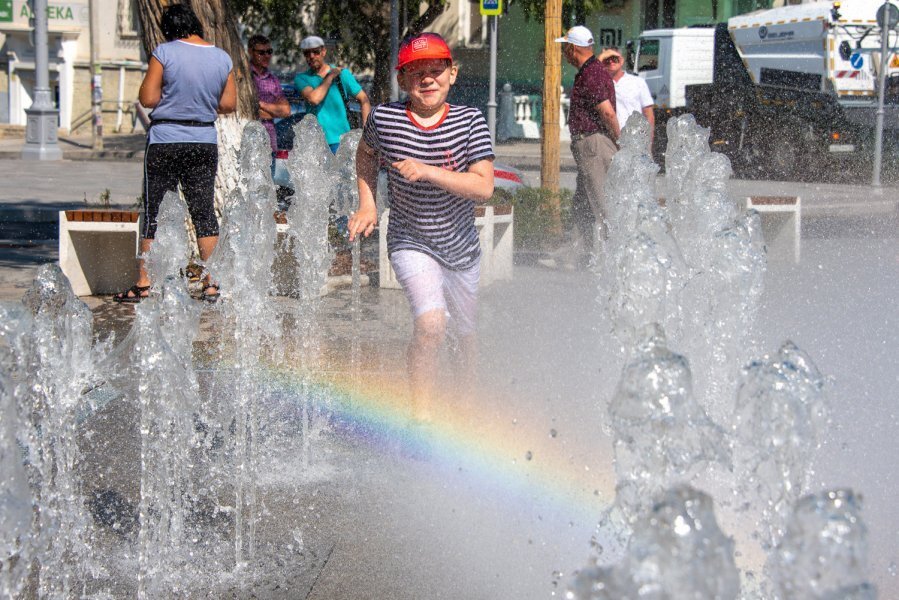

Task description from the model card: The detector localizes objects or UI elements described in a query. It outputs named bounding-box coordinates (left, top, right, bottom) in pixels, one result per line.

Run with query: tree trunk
left=135, top=0, right=254, bottom=251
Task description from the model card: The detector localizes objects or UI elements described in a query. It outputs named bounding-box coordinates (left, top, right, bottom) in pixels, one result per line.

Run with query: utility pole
left=390, top=0, right=400, bottom=101
left=487, top=15, right=498, bottom=147
left=542, top=0, right=562, bottom=231
left=872, top=0, right=898, bottom=186
left=21, top=0, right=62, bottom=160
left=479, top=0, right=503, bottom=146
left=89, top=0, right=103, bottom=150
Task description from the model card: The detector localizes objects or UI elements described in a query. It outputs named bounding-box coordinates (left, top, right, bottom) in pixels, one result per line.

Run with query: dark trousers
left=143, top=142, right=219, bottom=239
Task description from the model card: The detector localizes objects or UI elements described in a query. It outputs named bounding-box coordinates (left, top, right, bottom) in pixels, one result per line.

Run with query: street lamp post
left=872, top=0, right=898, bottom=186
left=487, top=16, right=498, bottom=147
left=21, top=0, right=62, bottom=161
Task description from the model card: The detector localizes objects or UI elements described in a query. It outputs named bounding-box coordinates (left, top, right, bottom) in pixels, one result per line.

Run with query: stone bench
left=378, top=205, right=514, bottom=290
left=58, top=209, right=141, bottom=296
left=746, top=196, right=801, bottom=262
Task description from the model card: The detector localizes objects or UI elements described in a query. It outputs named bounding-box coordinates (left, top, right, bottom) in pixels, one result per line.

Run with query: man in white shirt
left=599, top=46, right=655, bottom=150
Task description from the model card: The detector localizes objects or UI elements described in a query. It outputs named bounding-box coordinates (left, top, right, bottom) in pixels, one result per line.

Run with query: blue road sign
left=850, top=52, right=864, bottom=69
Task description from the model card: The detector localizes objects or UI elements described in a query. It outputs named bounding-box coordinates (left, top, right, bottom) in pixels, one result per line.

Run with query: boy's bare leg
left=408, top=308, right=447, bottom=422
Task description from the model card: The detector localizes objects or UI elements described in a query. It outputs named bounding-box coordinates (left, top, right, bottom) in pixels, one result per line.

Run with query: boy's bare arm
left=391, top=158, right=495, bottom=202
left=349, top=139, right=379, bottom=241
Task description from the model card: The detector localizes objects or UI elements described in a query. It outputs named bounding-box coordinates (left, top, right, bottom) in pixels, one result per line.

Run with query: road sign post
left=481, top=0, right=502, bottom=146
left=872, top=0, right=898, bottom=186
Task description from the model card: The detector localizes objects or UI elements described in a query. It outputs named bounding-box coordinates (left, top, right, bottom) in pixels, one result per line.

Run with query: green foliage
left=489, top=186, right=573, bottom=251
left=228, top=0, right=448, bottom=102
left=510, top=0, right=607, bottom=26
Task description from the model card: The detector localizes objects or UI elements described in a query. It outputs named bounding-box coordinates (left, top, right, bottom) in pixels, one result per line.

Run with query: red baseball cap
left=396, top=33, right=453, bottom=70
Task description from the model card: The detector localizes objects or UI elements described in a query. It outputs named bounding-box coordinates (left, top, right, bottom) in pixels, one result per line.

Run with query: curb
left=0, top=149, right=144, bottom=162
left=494, top=157, right=578, bottom=173
left=0, top=204, right=139, bottom=223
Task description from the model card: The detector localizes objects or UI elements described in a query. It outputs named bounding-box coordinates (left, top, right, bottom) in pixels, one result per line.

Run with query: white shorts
left=390, top=250, right=480, bottom=336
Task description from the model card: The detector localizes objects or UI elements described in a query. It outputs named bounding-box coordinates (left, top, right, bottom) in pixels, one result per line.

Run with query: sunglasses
left=254, top=48, right=274, bottom=56
left=602, top=55, right=622, bottom=64
left=303, top=48, right=323, bottom=57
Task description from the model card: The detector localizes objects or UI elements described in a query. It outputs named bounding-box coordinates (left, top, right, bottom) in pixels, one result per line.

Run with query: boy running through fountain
left=348, top=33, right=495, bottom=423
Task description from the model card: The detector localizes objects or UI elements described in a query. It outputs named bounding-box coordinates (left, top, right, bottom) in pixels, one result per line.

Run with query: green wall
left=495, top=3, right=640, bottom=92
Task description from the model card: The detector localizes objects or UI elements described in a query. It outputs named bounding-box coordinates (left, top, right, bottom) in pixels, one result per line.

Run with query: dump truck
left=631, top=0, right=899, bottom=178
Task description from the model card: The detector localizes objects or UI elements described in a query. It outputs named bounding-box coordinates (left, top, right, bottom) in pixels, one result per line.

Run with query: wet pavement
left=1, top=131, right=897, bottom=303
left=1, top=132, right=897, bottom=598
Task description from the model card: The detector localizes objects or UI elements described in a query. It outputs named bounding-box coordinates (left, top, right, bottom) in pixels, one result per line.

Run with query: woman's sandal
left=200, top=284, right=220, bottom=304
left=113, top=284, right=150, bottom=304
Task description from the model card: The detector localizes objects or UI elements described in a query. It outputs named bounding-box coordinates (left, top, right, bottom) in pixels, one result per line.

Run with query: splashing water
left=732, top=341, right=828, bottom=550
left=607, top=324, right=730, bottom=525
left=768, top=489, right=875, bottom=600
left=570, top=485, right=740, bottom=600
left=206, top=122, right=283, bottom=567
left=281, top=116, right=338, bottom=470
left=144, top=190, right=192, bottom=293
left=0, top=304, right=35, bottom=598
left=571, top=114, right=871, bottom=599
left=20, top=265, right=109, bottom=597
left=332, top=130, right=365, bottom=378
left=666, top=119, right=766, bottom=423
left=0, top=106, right=878, bottom=598
left=598, top=113, right=687, bottom=350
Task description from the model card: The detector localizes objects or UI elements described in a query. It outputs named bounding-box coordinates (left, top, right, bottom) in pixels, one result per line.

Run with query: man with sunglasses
left=248, top=34, right=291, bottom=153
left=599, top=46, right=655, bottom=151
left=555, top=25, right=619, bottom=267
left=294, top=35, right=371, bottom=153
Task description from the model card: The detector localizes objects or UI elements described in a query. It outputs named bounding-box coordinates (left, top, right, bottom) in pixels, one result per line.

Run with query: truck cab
left=632, top=28, right=715, bottom=111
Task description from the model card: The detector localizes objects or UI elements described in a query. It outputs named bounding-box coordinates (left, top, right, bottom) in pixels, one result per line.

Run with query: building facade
left=0, top=0, right=145, bottom=134
left=431, top=0, right=775, bottom=99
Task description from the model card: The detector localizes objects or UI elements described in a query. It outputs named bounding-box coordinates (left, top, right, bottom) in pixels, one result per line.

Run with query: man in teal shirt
left=294, top=35, right=371, bottom=153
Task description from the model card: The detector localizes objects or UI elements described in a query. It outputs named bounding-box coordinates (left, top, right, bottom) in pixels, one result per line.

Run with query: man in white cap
left=599, top=45, right=655, bottom=150
left=555, top=25, right=619, bottom=267
left=294, top=35, right=371, bottom=152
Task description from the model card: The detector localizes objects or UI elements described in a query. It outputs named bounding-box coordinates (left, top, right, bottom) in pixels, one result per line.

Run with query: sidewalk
left=0, top=130, right=576, bottom=169
left=0, top=132, right=148, bottom=162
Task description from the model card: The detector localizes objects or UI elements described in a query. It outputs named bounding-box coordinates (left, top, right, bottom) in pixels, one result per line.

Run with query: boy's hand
left=392, top=159, right=434, bottom=183
left=348, top=203, right=377, bottom=241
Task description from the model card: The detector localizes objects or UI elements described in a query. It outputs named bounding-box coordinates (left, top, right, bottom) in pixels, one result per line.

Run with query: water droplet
left=889, top=561, right=897, bottom=577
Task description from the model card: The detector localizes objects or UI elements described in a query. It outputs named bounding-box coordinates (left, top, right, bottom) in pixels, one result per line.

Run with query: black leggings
left=143, top=143, right=219, bottom=239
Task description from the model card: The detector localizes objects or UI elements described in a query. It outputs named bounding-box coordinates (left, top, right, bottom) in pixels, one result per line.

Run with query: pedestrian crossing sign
left=480, top=0, right=502, bottom=16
